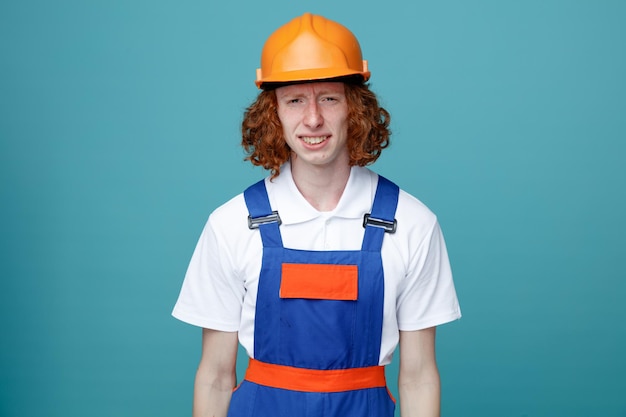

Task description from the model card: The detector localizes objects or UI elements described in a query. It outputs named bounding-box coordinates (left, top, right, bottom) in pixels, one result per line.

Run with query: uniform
left=173, top=162, right=461, bottom=416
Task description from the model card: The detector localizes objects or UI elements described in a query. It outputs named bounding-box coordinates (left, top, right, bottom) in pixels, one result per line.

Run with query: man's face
left=275, top=82, right=349, bottom=172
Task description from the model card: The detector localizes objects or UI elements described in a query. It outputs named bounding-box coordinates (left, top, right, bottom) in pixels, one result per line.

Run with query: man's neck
left=289, top=159, right=351, bottom=212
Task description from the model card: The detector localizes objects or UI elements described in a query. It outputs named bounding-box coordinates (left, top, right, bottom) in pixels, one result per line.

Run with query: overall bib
left=228, top=176, right=399, bottom=417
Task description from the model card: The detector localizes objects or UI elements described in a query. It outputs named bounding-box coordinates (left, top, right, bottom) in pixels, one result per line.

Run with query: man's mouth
left=301, top=136, right=328, bottom=145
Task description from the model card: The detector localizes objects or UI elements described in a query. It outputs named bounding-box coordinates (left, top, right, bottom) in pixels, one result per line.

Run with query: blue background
left=1, top=1, right=625, bottom=416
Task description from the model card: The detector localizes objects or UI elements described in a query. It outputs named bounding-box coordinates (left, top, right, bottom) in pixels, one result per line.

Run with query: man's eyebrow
left=278, top=91, right=306, bottom=99
left=317, top=87, right=344, bottom=94
left=278, top=89, right=344, bottom=99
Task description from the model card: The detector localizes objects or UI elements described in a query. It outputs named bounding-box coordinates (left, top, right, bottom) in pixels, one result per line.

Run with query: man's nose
left=303, top=102, right=323, bottom=128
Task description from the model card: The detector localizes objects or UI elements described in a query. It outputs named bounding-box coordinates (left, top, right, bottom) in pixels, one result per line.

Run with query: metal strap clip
left=362, top=213, right=397, bottom=233
left=248, top=211, right=282, bottom=229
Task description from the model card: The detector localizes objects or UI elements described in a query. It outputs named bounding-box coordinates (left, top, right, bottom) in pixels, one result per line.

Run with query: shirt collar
left=266, top=161, right=377, bottom=225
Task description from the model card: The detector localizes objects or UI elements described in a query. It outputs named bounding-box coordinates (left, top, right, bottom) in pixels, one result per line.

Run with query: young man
left=173, top=13, right=461, bottom=417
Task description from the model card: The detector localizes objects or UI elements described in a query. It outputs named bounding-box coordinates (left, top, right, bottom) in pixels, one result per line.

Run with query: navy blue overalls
left=227, top=175, right=399, bottom=417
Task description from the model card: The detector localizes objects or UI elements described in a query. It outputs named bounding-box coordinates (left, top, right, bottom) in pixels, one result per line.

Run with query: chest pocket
left=280, top=263, right=358, bottom=301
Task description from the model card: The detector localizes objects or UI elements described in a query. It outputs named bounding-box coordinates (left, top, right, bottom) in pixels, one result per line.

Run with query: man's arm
left=193, top=328, right=239, bottom=417
left=398, top=327, right=441, bottom=417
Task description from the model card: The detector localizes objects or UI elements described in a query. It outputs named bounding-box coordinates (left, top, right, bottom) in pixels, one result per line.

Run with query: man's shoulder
left=395, top=186, right=439, bottom=231
left=207, top=176, right=280, bottom=234
left=207, top=192, right=248, bottom=232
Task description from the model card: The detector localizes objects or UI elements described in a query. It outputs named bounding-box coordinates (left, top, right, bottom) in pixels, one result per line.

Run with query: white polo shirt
left=173, top=162, right=461, bottom=365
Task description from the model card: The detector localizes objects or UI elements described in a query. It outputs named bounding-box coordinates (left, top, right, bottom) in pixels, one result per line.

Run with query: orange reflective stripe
left=244, top=358, right=386, bottom=393
left=280, top=263, right=358, bottom=300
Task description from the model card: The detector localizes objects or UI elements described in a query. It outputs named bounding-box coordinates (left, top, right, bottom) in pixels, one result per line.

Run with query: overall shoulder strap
left=243, top=180, right=283, bottom=248
left=362, top=175, right=399, bottom=252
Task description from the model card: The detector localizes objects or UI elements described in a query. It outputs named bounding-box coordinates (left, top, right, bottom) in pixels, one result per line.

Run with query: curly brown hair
left=241, top=82, right=391, bottom=178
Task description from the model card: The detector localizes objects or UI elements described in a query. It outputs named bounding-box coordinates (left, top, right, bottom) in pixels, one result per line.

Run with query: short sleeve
left=396, top=220, right=461, bottom=330
left=172, top=215, right=246, bottom=331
